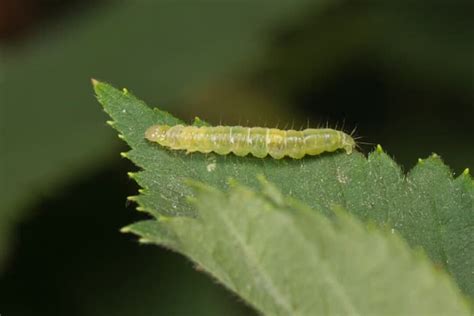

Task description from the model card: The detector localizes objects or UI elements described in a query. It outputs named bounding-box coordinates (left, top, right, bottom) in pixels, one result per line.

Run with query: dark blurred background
left=1, top=1, right=473, bottom=315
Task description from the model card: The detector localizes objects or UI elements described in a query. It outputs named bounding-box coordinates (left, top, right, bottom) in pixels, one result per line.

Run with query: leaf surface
left=94, top=81, right=474, bottom=299
left=126, top=181, right=469, bottom=315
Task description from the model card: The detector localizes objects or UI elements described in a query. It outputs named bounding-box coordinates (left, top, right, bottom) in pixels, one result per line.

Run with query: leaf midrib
left=215, top=197, right=295, bottom=315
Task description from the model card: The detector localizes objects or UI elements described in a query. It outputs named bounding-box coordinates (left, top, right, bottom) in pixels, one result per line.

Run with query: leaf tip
left=376, top=144, right=383, bottom=153
left=158, top=215, right=172, bottom=223
left=106, top=120, right=115, bottom=127
left=127, top=172, right=136, bottom=179
left=90, top=78, right=100, bottom=87
left=192, top=116, right=210, bottom=126
left=122, top=87, right=129, bottom=94
left=120, top=226, right=131, bottom=233
left=120, top=152, right=128, bottom=158
left=139, top=238, right=153, bottom=244
left=418, top=158, right=424, bottom=164
left=462, top=168, right=470, bottom=176
left=127, top=195, right=138, bottom=202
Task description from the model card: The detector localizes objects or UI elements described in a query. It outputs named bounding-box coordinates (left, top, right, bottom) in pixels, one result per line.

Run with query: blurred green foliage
left=250, top=1, right=474, bottom=171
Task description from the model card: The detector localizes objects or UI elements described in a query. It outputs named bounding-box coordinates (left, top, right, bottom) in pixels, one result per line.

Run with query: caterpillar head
left=342, top=133, right=356, bottom=154
left=145, top=125, right=171, bottom=145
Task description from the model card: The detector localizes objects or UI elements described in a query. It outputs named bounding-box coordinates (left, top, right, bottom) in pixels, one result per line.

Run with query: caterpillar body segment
left=145, top=125, right=356, bottom=159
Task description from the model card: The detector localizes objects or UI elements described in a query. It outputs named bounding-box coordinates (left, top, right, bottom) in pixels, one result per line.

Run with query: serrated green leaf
left=125, top=181, right=469, bottom=315
left=94, top=81, right=474, bottom=298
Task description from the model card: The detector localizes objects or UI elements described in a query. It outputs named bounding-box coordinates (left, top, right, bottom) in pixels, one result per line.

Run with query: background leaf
left=0, top=0, right=317, bottom=272
left=94, top=81, right=474, bottom=299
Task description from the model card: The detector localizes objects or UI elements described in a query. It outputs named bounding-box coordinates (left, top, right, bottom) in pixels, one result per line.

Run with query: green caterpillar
left=145, top=124, right=355, bottom=159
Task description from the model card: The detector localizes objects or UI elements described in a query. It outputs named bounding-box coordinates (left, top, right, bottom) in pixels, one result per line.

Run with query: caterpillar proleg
left=145, top=125, right=356, bottom=159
